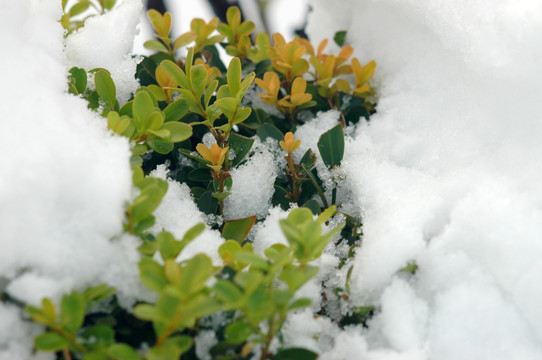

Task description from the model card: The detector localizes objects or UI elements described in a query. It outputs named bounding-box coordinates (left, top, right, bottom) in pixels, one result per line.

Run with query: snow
left=3, top=0, right=542, bottom=358
left=0, top=1, right=140, bottom=356
left=224, top=141, right=278, bottom=220
left=307, top=0, right=542, bottom=358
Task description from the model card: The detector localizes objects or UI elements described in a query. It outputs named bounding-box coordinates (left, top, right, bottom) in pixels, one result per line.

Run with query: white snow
left=224, top=141, right=278, bottom=220
left=4, top=0, right=542, bottom=359
left=0, top=1, right=140, bottom=357
left=307, top=0, right=542, bottom=358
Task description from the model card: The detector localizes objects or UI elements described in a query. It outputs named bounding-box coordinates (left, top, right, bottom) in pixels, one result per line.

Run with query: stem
left=285, top=154, right=300, bottom=203
left=63, top=349, right=72, bottom=360
left=218, top=174, right=225, bottom=216
left=301, top=164, right=329, bottom=208
left=332, top=187, right=337, bottom=205
left=50, top=325, right=87, bottom=354
left=155, top=305, right=186, bottom=347
left=260, top=316, right=275, bottom=360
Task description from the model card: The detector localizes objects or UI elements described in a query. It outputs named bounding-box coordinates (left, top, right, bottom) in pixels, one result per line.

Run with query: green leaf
left=300, top=149, right=317, bottom=170
left=119, top=100, right=133, bottom=117
left=316, top=205, right=336, bottom=224
left=213, top=279, right=243, bottom=307
left=147, top=139, right=175, bottom=154
left=138, top=257, right=168, bottom=292
left=94, top=70, right=116, bottom=109
left=238, top=73, right=255, bottom=99
left=147, top=110, right=165, bottom=130
left=288, top=298, right=312, bottom=311
left=234, top=270, right=263, bottom=295
left=333, top=30, right=348, bottom=47
left=318, top=124, right=344, bottom=168
left=272, top=185, right=290, bottom=210
left=212, top=191, right=231, bottom=200
left=204, top=80, right=218, bottom=108
left=303, top=199, right=321, bottom=215
left=228, top=132, right=254, bottom=167
left=61, top=291, right=86, bottom=333
left=280, top=264, right=319, bottom=291
left=41, top=298, right=56, bottom=321
left=173, top=32, right=197, bottom=51
left=164, top=258, right=181, bottom=284
left=34, top=332, right=69, bottom=352
left=188, top=168, right=212, bottom=182
left=130, top=182, right=168, bottom=223
left=103, top=0, right=116, bottom=10
left=264, top=243, right=290, bottom=262
left=185, top=47, right=194, bottom=81
left=234, top=252, right=269, bottom=271
left=132, top=91, right=155, bottom=132
left=177, top=254, right=214, bottom=299
left=144, top=39, right=169, bottom=53
left=133, top=215, right=155, bottom=234
left=148, top=128, right=170, bottom=139
left=161, top=121, right=192, bottom=142
left=286, top=207, right=313, bottom=226
left=80, top=325, right=115, bottom=348
left=215, top=97, right=237, bottom=116
left=147, top=338, right=189, bottom=360
left=81, top=284, right=116, bottom=304
left=398, top=261, right=418, bottom=275
left=68, top=67, right=87, bottom=95
left=227, top=57, right=242, bottom=96
left=182, top=222, right=206, bottom=243
left=222, top=216, right=256, bottom=243
left=160, top=60, right=190, bottom=89
left=257, top=123, right=284, bottom=142
left=184, top=296, right=222, bottom=319
left=233, top=107, right=251, bottom=124
left=197, top=190, right=218, bottom=214
left=157, top=230, right=182, bottom=260
left=191, top=64, right=208, bottom=99
left=147, top=84, right=167, bottom=102
left=107, top=343, right=142, bottom=360
left=247, top=285, right=274, bottom=321
left=133, top=303, right=158, bottom=321
left=164, top=99, right=189, bottom=122
left=69, top=1, right=90, bottom=17
left=218, top=240, right=242, bottom=259
left=273, top=348, right=318, bottom=360
left=25, top=305, right=48, bottom=325
left=225, top=321, right=252, bottom=344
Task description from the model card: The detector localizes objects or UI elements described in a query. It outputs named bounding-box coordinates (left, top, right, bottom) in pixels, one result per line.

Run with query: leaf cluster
left=21, top=5, right=383, bottom=360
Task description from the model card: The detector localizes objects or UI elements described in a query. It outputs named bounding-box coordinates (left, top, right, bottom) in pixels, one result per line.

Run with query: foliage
left=22, top=3, right=383, bottom=360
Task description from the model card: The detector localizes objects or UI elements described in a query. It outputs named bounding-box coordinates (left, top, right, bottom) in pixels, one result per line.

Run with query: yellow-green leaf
left=144, top=39, right=169, bottom=53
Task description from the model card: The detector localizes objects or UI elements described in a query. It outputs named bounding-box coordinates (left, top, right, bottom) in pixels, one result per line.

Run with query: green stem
left=50, top=325, right=87, bottom=354
left=301, top=164, right=329, bottom=208
left=218, top=174, right=225, bottom=216
left=332, top=187, right=337, bottom=206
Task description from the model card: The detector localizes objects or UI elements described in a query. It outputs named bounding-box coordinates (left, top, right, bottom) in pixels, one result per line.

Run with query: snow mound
left=308, top=0, right=542, bottom=357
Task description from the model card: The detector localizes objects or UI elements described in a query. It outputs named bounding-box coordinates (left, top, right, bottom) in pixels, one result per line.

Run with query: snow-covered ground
left=2, top=0, right=542, bottom=359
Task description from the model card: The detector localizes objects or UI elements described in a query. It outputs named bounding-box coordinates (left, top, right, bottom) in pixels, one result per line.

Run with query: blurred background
left=134, top=0, right=310, bottom=54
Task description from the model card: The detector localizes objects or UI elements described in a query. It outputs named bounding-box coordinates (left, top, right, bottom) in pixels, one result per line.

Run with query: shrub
left=25, top=2, right=378, bottom=359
